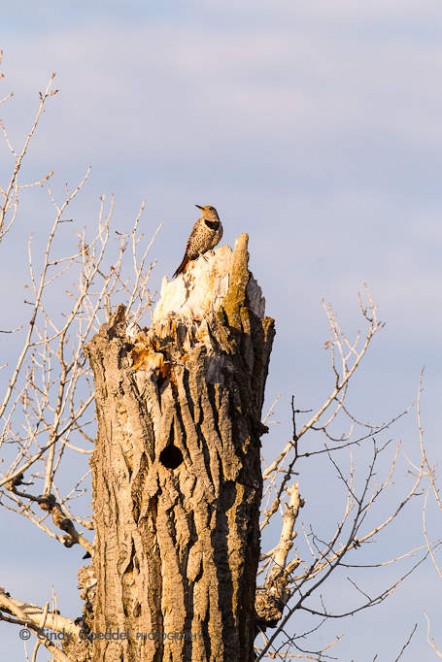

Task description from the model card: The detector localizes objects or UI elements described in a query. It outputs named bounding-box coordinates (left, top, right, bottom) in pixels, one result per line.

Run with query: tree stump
left=85, top=234, right=275, bottom=662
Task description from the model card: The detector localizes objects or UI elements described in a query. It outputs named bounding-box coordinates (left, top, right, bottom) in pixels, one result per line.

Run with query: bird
left=173, top=205, right=223, bottom=278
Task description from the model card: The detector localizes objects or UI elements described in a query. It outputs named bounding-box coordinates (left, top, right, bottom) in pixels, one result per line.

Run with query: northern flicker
left=173, top=204, right=223, bottom=278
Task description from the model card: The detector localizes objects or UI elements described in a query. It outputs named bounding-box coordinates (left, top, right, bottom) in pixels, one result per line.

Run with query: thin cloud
left=2, top=17, right=442, bottom=171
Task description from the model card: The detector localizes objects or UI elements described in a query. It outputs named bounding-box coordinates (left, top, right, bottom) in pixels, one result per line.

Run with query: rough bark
left=84, top=234, right=275, bottom=662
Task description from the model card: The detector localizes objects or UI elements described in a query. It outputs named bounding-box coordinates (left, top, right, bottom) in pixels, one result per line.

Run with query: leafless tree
left=416, top=372, right=442, bottom=660
left=0, top=61, right=437, bottom=662
left=255, top=294, right=434, bottom=660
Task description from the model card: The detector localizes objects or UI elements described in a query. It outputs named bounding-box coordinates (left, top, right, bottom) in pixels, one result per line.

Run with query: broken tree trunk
left=84, top=234, right=275, bottom=662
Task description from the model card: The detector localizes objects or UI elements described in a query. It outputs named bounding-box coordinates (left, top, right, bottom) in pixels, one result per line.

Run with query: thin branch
left=0, top=74, right=58, bottom=241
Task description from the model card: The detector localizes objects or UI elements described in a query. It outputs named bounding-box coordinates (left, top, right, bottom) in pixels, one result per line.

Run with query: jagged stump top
left=153, top=233, right=265, bottom=326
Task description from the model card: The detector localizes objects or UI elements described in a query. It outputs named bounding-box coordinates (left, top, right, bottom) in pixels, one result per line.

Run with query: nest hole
left=159, top=445, right=184, bottom=470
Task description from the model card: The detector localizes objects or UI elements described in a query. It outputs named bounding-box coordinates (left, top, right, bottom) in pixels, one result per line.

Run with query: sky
left=1, top=1, right=442, bottom=659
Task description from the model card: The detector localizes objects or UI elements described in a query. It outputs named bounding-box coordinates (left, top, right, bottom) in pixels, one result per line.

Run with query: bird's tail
left=173, top=254, right=190, bottom=278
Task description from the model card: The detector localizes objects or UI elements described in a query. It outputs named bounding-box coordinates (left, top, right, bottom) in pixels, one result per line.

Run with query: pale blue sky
left=1, top=1, right=442, bottom=659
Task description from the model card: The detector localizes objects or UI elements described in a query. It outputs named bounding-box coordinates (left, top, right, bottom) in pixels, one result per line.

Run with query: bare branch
left=263, top=287, right=383, bottom=483
left=0, top=587, right=79, bottom=661
left=424, top=612, right=442, bottom=658
left=0, top=73, right=58, bottom=242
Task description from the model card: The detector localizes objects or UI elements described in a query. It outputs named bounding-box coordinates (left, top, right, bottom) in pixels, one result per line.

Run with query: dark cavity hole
left=159, top=445, right=184, bottom=469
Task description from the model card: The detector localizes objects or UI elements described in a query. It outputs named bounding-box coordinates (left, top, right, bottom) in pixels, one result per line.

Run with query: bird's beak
left=195, top=204, right=203, bottom=210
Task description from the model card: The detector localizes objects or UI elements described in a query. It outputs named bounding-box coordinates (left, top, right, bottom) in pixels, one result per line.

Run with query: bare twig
left=0, top=73, right=57, bottom=242
left=0, top=587, right=78, bottom=661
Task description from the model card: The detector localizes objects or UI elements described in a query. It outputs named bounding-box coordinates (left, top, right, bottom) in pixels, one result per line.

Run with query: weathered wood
left=84, top=234, right=275, bottom=661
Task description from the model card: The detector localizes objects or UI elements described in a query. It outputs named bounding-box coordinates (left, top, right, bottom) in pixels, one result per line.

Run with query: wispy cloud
left=3, top=12, right=442, bottom=170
